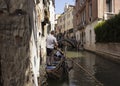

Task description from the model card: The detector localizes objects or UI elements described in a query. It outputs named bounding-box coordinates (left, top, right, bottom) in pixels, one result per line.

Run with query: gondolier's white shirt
left=46, top=34, right=57, bottom=49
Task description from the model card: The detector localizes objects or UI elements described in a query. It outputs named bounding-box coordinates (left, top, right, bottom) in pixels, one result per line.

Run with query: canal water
left=47, top=51, right=120, bottom=86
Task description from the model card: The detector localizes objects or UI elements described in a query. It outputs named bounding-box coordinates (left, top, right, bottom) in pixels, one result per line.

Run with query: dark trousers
left=47, top=48, right=53, bottom=56
left=46, top=48, right=54, bottom=65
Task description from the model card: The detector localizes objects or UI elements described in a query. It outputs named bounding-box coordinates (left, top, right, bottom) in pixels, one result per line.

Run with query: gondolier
left=46, top=30, right=58, bottom=65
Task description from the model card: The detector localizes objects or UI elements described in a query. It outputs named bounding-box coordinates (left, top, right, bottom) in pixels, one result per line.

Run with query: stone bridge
left=58, top=38, right=82, bottom=50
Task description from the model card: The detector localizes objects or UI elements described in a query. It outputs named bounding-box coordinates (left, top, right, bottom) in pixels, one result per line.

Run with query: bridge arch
left=58, top=38, right=77, bottom=48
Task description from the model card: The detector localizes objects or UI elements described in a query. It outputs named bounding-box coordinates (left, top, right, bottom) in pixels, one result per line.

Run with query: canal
left=47, top=51, right=120, bottom=86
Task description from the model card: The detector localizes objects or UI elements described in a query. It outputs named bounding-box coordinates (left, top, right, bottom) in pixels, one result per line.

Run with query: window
left=60, top=18, right=62, bottom=22
left=81, top=10, right=86, bottom=24
left=41, top=22, right=45, bottom=36
left=106, top=0, right=112, bottom=12
left=83, top=10, right=86, bottom=23
left=90, top=30, right=92, bottom=44
left=36, top=0, right=40, bottom=4
left=89, top=3, right=92, bottom=22
left=89, top=3, right=92, bottom=17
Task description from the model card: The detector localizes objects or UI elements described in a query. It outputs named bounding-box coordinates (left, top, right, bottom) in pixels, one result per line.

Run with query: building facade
left=57, top=13, right=65, bottom=34
left=54, top=14, right=61, bottom=34
left=74, top=0, right=120, bottom=49
left=57, top=4, right=74, bottom=38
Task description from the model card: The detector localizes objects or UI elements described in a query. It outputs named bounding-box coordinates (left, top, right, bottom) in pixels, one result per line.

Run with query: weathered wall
left=85, top=20, right=98, bottom=51
left=0, top=0, right=39, bottom=86
left=0, top=0, right=53, bottom=85
left=85, top=43, right=120, bottom=63
left=0, top=14, right=33, bottom=86
left=95, top=43, right=120, bottom=62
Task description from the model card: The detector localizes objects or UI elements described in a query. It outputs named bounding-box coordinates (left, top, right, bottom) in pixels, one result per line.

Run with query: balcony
left=104, top=12, right=115, bottom=20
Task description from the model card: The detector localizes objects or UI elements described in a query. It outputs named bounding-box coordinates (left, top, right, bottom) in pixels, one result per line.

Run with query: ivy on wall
left=94, top=13, right=120, bottom=43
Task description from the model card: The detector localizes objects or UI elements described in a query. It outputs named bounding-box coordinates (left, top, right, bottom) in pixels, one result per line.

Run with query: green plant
left=94, top=13, right=120, bottom=43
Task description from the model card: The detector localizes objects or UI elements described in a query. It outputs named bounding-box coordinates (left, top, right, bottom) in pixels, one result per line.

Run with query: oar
left=69, top=58, right=103, bottom=86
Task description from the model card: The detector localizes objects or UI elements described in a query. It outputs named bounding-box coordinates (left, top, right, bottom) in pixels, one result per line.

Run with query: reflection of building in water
left=80, top=52, right=96, bottom=74
left=69, top=53, right=96, bottom=86
left=94, top=57, right=120, bottom=86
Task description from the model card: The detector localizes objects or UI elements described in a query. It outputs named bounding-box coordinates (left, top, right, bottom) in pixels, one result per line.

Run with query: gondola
left=46, top=49, right=69, bottom=80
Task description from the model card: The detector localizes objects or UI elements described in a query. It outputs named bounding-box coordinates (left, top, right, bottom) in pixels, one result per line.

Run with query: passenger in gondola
left=46, top=30, right=58, bottom=65
left=53, top=49, right=64, bottom=61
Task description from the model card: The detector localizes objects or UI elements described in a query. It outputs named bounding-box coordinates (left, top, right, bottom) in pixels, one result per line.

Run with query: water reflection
left=47, top=79, right=69, bottom=86
left=47, top=51, right=120, bottom=86
left=67, top=52, right=99, bottom=86
left=94, top=56, right=120, bottom=86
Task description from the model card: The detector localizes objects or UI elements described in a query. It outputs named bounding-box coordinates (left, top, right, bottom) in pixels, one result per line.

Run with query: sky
left=55, top=0, right=75, bottom=14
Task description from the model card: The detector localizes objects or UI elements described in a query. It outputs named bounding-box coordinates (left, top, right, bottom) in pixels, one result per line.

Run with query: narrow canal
left=47, top=51, right=120, bottom=86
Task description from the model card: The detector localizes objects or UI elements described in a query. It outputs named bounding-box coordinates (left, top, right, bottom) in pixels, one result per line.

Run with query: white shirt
left=46, top=34, right=57, bottom=49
